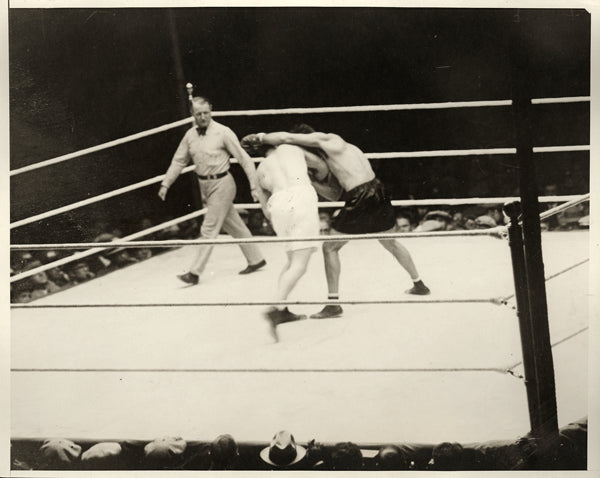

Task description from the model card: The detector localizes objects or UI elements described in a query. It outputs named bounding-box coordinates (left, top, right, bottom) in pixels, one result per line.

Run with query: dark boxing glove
left=240, top=133, right=268, bottom=157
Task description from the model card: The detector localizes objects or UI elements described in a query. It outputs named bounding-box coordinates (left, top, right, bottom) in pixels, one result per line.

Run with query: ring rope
left=10, top=367, right=509, bottom=374
left=538, top=192, right=590, bottom=221
left=10, top=165, right=195, bottom=229
left=531, top=96, right=590, bottom=104
left=9, top=99, right=515, bottom=177
left=10, top=228, right=509, bottom=254
left=504, top=326, right=589, bottom=375
left=10, top=298, right=497, bottom=309
left=532, top=145, right=590, bottom=153
left=496, top=258, right=589, bottom=306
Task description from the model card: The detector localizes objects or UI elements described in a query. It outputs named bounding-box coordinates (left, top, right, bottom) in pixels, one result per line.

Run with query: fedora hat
left=260, top=430, right=306, bottom=467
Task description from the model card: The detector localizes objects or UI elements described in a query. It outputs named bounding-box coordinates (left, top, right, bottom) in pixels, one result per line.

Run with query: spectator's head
left=319, top=211, right=332, bottom=234
left=38, top=438, right=82, bottom=470
left=452, top=211, right=464, bottom=223
left=69, top=262, right=95, bottom=282
left=464, top=216, right=477, bottom=230
left=94, top=232, right=117, bottom=243
left=209, top=434, right=238, bottom=470
left=133, top=248, right=152, bottom=261
left=11, top=278, right=32, bottom=303
left=475, top=215, right=497, bottom=229
left=21, top=260, right=47, bottom=288
left=487, top=207, right=504, bottom=225
left=331, top=442, right=363, bottom=471
left=13, top=251, right=34, bottom=271
left=81, top=442, right=122, bottom=470
left=143, top=436, right=187, bottom=469
left=430, top=442, right=464, bottom=470
left=260, top=430, right=306, bottom=468
left=394, top=215, right=412, bottom=232
left=30, top=270, right=49, bottom=288
left=47, top=267, right=71, bottom=286
left=39, top=250, right=61, bottom=265
left=414, top=210, right=451, bottom=232
left=377, top=445, right=410, bottom=470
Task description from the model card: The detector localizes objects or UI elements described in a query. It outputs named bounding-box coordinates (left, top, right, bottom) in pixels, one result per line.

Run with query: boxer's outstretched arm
left=262, top=132, right=346, bottom=155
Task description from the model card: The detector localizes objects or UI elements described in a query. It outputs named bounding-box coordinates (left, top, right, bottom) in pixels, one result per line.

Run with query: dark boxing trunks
left=332, top=178, right=395, bottom=234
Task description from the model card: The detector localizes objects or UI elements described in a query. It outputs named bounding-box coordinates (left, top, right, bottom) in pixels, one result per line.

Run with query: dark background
left=9, top=8, right=590, bottom=243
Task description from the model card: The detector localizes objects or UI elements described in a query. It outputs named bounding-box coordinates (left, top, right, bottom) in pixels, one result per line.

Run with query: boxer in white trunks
left=243, top=124, right=430, bottom=320
left=241, top=136, right=321, bottom=341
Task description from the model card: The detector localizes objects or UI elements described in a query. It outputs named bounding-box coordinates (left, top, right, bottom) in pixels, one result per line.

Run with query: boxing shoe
left=177, top=271, right=199, bottom=285
left=239, top=259, right=267, bottom=275
left=310, top=305, right=343, bottom=319
left=280, top=307, right=307, bottom=323
left=405, top=280, right=430, bottom=295
left=264, top=307, right=306, bottom=342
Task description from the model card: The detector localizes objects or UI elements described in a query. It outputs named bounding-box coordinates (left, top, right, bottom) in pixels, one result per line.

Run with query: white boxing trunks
left=267, top=184, right=320, bottom=251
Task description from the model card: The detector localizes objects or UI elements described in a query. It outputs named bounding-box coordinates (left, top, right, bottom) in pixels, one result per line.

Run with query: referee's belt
left=197, top=171, right=228, bottom=180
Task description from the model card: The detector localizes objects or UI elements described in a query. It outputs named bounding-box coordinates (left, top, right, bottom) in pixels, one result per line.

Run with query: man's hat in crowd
left=39, top=438, right=82, bottom=465
left=260, top=430, right=306, bottom=467
left=143, top=436, right=187, bottom=467
left=81, top=442, right=122, bottom=467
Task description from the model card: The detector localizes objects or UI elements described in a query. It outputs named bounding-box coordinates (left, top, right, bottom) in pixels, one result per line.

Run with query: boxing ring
left=9, top=96, right=591, bottom=462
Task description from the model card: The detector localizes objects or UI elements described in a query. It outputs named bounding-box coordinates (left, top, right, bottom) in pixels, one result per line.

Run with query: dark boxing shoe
left=177, top=271, right=199, bottom=285
left=264, top=307, right=306, bottom=342
left=239, top=259, right=267, bottom=275
left=264, top=308, right=281, bottom=342
left=310, top=305, right=343, bottom=319
left=280, top=307, right=307, bottom=323
left=405, top=280, right=430, bottom=296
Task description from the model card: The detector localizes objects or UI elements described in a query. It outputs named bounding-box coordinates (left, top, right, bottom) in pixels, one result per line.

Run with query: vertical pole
left=503, top=201, right=538, bottom=433
left=166, top=9, right=201, bottom=211
left=508, top=11, right=559, bottom=448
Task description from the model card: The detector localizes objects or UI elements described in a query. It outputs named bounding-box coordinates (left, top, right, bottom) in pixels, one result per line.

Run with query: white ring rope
left=497, top=258, right=590, bottom=306
left=9, top=99, right=515, bottom=177
left=532, top=145, right=590, bottom=153
left=366, top=148, right=516, bottom=158
left=10, top=164, right=192, bottom=229
left=10, top=228, right=507, bottom=252
left=11, top=298, right=499, bottom=310
left=531, top=96, right=590, bottom=105
left=538, top=193, right=590, bottom=221
left=9, top=117, right=192, bottom=177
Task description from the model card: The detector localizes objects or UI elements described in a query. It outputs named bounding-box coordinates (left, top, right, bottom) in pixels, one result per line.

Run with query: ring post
left=503, top=201, right=538, bottom=432
left=509, top=12, right=559, bottom=459
left=186, top=82, right=194, bottom=102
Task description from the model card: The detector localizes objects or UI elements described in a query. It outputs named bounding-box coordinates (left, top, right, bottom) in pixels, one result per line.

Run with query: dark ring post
left=503, top=201, right=538, bottom=433
left=509, top=10, right=559, bottom=461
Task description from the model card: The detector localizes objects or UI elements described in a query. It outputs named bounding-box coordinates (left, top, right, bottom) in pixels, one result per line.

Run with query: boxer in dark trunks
left=243, top=125, right=430, bottom=319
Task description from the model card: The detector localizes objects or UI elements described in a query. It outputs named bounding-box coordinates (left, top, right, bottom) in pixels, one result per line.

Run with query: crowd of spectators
left=11, top=417, right=587, bottom=471
left=10, top=217, right=201, bottom=304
